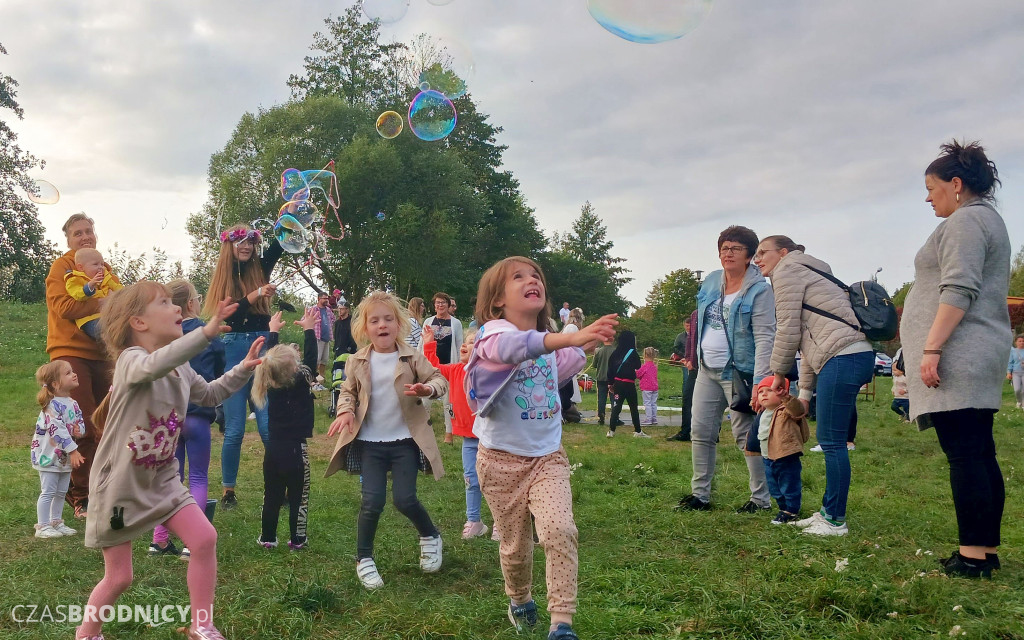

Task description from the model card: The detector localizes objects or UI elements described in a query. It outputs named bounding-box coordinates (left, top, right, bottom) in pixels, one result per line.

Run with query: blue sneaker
left=548, top=623, right=579, bottom=640
left=507, top=599, right=538, bottom=633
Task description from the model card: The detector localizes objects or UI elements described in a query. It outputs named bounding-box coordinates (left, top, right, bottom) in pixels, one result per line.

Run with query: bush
left=617, top=316, right=682, bottom=356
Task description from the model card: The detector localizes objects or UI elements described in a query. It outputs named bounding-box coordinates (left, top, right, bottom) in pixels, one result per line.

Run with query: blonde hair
left=203, top=223, right=270, bottom=318
left=61, top=212, right=94, bottom=235
left=408, top=297, right=425, bottom=322
left=100, top=280, right=172, bottom=358
left=643, top=347, right=658, bottom=361
left=568, top=307, right=584, bottom=327
left=475, top=256, right=552, bottom=332
left=93, top=391, right=111, bottom=432
left=74, top=247, right=103, bottom=265
left=36, top=361, right=72, bottom=408
left=166, top=279, right=199, bottom=319
left=251, top=344, right=311, bottom=410
left=352, top=291, right=411, bottom=346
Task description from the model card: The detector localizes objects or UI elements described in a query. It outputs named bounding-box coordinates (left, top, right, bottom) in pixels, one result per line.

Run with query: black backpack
left=800, top=264, right=898, bottom=342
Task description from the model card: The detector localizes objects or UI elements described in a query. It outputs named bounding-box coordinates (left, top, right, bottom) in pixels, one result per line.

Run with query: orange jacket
left=46, top=250, right=121, bottom=361
left=424, top=341, right=476, bottom=438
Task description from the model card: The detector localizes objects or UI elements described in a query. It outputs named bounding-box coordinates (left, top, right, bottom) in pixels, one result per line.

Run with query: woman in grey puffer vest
left=902, top=140, right=1009, bottom=578
left=754, top=237, right=874, bottom=537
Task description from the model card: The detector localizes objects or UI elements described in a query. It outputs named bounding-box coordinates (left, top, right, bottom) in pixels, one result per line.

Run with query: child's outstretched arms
left=543, top=314, right=618, bottom=353
left=202, top=298, right=240, bottom=340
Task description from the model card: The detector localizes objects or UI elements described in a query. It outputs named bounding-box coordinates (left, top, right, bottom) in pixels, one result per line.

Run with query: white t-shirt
left=758, top=407, right=775, bottom=458
left=357, top=350, right=412, bottom=442
left=559, top=307, right=570, bottom=324
left=701, top=291, right=738, bottom=369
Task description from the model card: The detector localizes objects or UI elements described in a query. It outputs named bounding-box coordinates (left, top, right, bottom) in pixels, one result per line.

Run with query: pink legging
left=78, top=504, right=217, bottom=637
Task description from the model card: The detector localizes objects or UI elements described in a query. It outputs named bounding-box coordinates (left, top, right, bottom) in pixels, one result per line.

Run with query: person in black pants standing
left=668, top=311, right=698, bottom=442
left=250, top=309, right=319, bottom=550
left=607, top=331, right=647, bottom=438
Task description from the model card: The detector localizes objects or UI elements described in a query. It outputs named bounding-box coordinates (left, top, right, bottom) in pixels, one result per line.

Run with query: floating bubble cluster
left=416, top=36, right=475, bottom=99
left=587, top=0, right=714, bottom=44
left=407, top=90, right=457, bottom=141
left=27, top=179, right=60, bottom=205
left=376, top=111, right=404, bottom=139
left=275, top=214, right=309, bottom=254
left=361, top=0, right=410, bottom=24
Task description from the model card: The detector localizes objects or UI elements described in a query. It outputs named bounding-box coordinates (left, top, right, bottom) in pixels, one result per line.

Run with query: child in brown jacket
left=751, top=378, right=808, bottom=524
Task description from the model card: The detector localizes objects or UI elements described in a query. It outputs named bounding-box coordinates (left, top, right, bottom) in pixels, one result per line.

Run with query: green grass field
left=1, top=301, right=1022, bottom=639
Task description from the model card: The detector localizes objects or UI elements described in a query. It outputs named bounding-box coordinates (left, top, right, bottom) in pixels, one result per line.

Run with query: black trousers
left=597, top=381, right=610, bottom=421
left=357, top=439, right=438, bottom=560
left=261, top=440, right=309, bottom=545
left=931, top=409, right=1004, bottom=547
left=678, top=367, right=698, bottom=437
left=610, top=380, right=641, bottom=432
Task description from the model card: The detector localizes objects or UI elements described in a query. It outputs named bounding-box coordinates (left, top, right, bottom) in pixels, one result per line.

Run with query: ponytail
left=925, top=139, right=1001, bottom=201
left=35, top=361, right=70, bottom=408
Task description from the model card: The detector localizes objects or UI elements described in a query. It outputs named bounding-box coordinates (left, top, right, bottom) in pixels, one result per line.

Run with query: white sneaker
left=356, top=558, right=384, bottom=589
left=633, top=431, right=651, bottom=438
left=50, top=519, right=77, bottom=535
left=801, top=518, right=849, bottom=537
left=419, top=535, right=443, bottom=573
left=462, top=521, right=489, bottom=539
left=180, top=546, right=191, bottom=561
left=809, top=444, right=823, bottom=452
left=606, top=430, right=614, bottom=438
left=247, top=412, right=256, bottom=421
left=491, top=527, right=501, bottom=541
left=793, top=511, right=826, bottom=528
left=34, top=524, right=62, bottom=539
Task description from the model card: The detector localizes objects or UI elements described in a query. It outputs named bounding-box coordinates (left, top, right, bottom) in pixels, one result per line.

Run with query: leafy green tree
left=0, top=43, right=56, bottom=302
left=644, top=268, right=700, bottom=327
left=890, top=281, right=913, bottom=308
left=553, top=201, right=631, bottom=293
left=539, top=250, right=629, bottom=317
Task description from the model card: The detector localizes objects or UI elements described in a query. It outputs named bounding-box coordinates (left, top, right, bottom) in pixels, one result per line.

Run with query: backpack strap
left=798, top=262, right=862, bottom=332
left=800, top=262, right=848, bottom=292
left=614, top=349, right=635, bottom=377
left=801, top=302, right=861, bottom=332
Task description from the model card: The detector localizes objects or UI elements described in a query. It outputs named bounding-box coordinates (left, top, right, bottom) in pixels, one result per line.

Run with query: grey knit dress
left=901, top=199, right=1011, bottom=426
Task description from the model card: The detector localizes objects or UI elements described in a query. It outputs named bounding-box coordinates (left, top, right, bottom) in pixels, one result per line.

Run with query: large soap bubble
left=416, top=37, right=475, bottom=99
left=281, top=168, right=309, bottom=202
left=27, top=179, right=60, bottom=205
left=279, top=200, right=319, bottom=227
left=362, top=0, right=410, bottom=25
left=587, top=0, right=714, bottom=44
left=376, top=111, right=404, bottom=139
left=275, top=214, right=309, bottom=254
left=407, top=90, right=457, bottom=142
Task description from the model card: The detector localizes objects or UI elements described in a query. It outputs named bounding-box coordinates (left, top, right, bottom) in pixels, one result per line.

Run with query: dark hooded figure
left=606, top=331, right=645, bottom=437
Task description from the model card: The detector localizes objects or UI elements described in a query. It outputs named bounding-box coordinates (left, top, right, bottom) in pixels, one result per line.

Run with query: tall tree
left=644, top=268, right=701, bottom=327
left=0, top=42, right=56, bottom=302
left=554, top=201, right=632, bottom=293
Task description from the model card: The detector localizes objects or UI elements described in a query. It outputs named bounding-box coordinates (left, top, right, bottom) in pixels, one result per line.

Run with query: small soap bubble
left=376, top=111, right=404, bottom=139
left=587, top=0, right=714, bottom=44
left=27, top=179, right=60, bottom=205
left=418, top=81, right=430, bottom=92
left=376, top=211, right=386, bottom=221
left=416, top=37, right=474, bottom=99
left=361, top=0, right=410, bottom=25
left=407, top=90, right=457, bottom=142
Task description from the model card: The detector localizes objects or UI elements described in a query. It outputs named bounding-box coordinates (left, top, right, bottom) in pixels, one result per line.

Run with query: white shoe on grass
left=793, top=511, right=826, bottom=528
left=633, top=431, right=651, bottom=438
left=50, top=519, right=77, bottom=535
left=34, top=524, right=62, bottom=539
left=809, top=444, right=823, bottom=452
left=356, top=558, right=384, bottom=589
left=801, top=518, right=849, bottom=536
left=419, top=535, right=443, bottom=573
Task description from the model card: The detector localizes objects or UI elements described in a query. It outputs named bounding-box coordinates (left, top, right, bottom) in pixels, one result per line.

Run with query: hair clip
left=219, top=228, right=262, bottom=244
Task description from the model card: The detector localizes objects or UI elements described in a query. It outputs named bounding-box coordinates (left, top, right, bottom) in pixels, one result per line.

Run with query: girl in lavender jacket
left=465, top=257, right=617, bottom=640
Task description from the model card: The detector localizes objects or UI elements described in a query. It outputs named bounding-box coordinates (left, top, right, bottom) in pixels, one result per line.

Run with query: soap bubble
left=362, top=0, right=409, bottom=25
left=407, top=90, right=457, bottom=141
left=416, top=37, right=475, bottom=99
left=27, top=179, right=60, bottom=205
left=279, top=200, right=319, bottom=227
left=281, top=169, right=309, bottom=202
left=275, top=214, right=309, bottom=254
left=376, top=111, right=404, bottom=139
left=587, top=0, right=714, bottom=44
left=376, top=211, right=386, bottom=221
left=300, top=169, right=337, bottom=200
left=418, top=81, right=430, bottom=92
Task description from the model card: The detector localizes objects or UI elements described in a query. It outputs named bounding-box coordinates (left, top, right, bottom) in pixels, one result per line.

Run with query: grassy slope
left=1, top=301, right=1022, bottom=639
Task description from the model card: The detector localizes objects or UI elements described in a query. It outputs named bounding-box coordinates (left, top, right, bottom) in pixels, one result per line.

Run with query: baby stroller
left=326, top=353, right=350, bottom=417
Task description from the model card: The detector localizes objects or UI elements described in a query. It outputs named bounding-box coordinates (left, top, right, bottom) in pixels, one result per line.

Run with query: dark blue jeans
left=764, top=454, right=802, bottom=514
left=220, top=331, right=270, bottom=489
left=815, top=350, right=874, bottom=521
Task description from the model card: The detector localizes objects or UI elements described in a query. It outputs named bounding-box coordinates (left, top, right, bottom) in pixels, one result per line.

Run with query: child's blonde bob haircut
left=475, top=256, right=552, bottom=332
left=251, top=344, right=307, bottom=410
left=643, top=346, right=658, bottom=361
left=351, top=291, right=412, bottom=346
left=100, top=280, right=173, bottom=358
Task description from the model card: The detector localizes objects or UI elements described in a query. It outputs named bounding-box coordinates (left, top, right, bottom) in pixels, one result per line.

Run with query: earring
left=956, top=192, right=960, bottom=203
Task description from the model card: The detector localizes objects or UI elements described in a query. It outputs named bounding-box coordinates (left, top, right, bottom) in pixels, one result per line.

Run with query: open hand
left=70, top=450, right=85, bottom=470
left=294, top=307, right=317, bottom=331
left=421, top=324, right=435, bottom=344
left=328, top=412, right=355, bottom=437
left=241, top=336, right=266, bottom=370
left=404, top=383, right=433, bottom=397
left=203, top=298, right=240, bottom=339
left=576, top=314, right=619, bottom=348
left=88, top=271, right=104, bottom=288
left=268, top=311, right=285, bottom=333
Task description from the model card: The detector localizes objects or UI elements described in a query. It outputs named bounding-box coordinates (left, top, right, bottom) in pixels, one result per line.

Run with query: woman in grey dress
left=902, top=140, right=1010, bottom=578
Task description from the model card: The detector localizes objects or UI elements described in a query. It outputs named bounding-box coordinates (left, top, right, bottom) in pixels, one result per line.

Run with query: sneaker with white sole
left=180, top=546, right=191, bottom=561
left=256, top=535, right=278, bottom=549
left=419, top=535, right=443, bottom=572
left=847, top=443, right=856, bottom=451
left=633, top=431, right=651, bottom=438
left=801, top=518, right=849, bottom=536
left=356, top=558, right=384, bottom=589
left=793, top=511, right=826, bottom=528
left=809, top=444, right=823, bottom=452
left=50, top=519, right=77, bottom=535
left=184, top=624, right=227, bottom=640
left=34, top=523, right=62, bottom=539
left=507, top=599, right=538, bottom=632
left=462, top=521, right=489, bottom=539
left=491, top=527, right=501, bottom=541
left=606, top=430, right=614, bottom=438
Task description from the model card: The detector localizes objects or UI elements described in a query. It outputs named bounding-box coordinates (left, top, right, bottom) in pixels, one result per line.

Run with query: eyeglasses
left=719, top=245, right=747, bottom=256
left=192, top=294, right=203, bottom=304
left=753, top=248, right=778, bottom=260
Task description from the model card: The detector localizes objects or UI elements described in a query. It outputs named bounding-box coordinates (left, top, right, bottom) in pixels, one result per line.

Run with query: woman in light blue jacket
left=676, top=226, right=776, bottom=513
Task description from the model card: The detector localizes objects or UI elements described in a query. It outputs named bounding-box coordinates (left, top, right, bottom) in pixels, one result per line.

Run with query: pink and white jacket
left=465, top=319, right=585, bottom=457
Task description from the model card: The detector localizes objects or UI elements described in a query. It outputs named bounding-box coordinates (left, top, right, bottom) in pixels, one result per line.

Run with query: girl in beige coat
left=78, top=282, right=264, bottom=640
left=326, top=291, right=448, bottom=590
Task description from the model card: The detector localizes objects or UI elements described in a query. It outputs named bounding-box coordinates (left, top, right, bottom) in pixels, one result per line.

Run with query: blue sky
left=4, top=0, right=1024, bottom=306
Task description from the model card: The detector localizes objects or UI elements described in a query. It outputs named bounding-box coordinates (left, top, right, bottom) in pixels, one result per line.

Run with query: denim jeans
left=462, top=437, right=482, bottom=522
left=221, top=332, right=269, bottom=489
left=689, top=366, right=770, bottom=507
left=891, top=398, right=910, bottom=419
left=814, top=350, right=874, bottom=521
left=764, top=454, right=802, bottom=514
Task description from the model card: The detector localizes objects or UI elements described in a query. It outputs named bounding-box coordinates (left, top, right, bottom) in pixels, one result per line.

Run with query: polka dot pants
left=477, top=445, right=578, bottom=615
